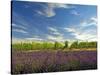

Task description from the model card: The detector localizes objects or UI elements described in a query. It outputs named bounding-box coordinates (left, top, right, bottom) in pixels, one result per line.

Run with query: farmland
left=11, top=41, right=97, bottom=74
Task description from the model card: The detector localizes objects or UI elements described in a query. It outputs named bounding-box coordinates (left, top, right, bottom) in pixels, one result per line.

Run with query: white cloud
left=47, top=27, right=65, bottom=41
left=73, top=32, right=97, bottom=41
left=36, top=4, right=55, bottom=17
left=64, top=17, right=97, bottom=41
left=47, top=35, right=64, bottom=42
left=25, top=37, right=43, bottom=41
left=53, top=31, right=61, bottom=35
left=12, top=37, right=43, bottom=43
left=71, top=10, right=80, bottom=16
left=12, top=23, right=27, bottom=30
left=91, top=17, right=97, bottom=23
left=48, top=27, right=57, bottom=32
left=81, top=21, right=97, bottom=27
left=64, top=27, right=81, bottom=36
left=12, top=29, right=28, bottom=34
left=36, top=3, right=74, bottom=17
left=81, top=17, right=97, bottom=27
left=24, top=35, right=43, bottom=41
left=48, top=3, right=74, bottom=9
left=48, top=27, right=62, bottom=36
left=24, top=4, right=30, bottom=8
left=12, top=23, right=28, bottom=34
left=64, top=27, right=76, bottom=33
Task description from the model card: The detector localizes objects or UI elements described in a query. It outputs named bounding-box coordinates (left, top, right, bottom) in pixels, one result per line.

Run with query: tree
left=63, top=41, right=68, bottom=49
left=88, top=41, right=97, bottom=48
left=54, top=41, right=63, bottom=49
left=70, top=41, right=78, bottom=49
left=78, top=42, right=87, bottom=48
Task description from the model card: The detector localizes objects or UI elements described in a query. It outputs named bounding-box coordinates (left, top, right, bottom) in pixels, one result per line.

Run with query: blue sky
left=12, top=1, right=97, bottom=42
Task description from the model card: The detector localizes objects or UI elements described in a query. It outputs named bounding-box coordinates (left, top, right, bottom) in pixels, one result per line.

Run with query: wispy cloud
left=48, top=27, right=58, bottom=32
left=12, top=37, right=43, bottom=43
left=12, top=23, right=27, bottom=30
left=64, top=27, right=76, bottom=33
left=47, top=26, right=65, bottom=41
left=81, top=17, right=97, bottom=27
left=71, top=10, right=80, bottom=16
left=64, top=17, right=97, bottom=41
left=73, top=31, right=96, bottom=41
left=12, top=12, right=32, bottom=28
left=12, top=29, right=28, bottom=34
left=91, top=17, right=97, bottom=23
left=36, top=3, right=75, bottom=17
left=65, top=27, right=97, bottom=41
left=48, top=27, right=62, bottom=36
left=48, top=3, right=74, bottom=9
left=25, top=37, right=43, bottom=41
left=47, top=35, right=64, bottom=42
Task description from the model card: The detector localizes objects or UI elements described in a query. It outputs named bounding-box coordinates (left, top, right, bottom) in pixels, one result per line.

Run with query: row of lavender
left=12, top=51, right=97, bottom=74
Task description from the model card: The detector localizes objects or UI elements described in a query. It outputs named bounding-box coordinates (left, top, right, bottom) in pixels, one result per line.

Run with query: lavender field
left=12, top=50, right=97, bottom=74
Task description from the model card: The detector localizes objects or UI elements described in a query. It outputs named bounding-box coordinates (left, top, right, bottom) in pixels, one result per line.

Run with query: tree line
left=12, top=41, right=97, bottom=51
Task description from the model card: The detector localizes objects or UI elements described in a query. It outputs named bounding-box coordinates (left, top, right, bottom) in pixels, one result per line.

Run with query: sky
left=12, top=1, right=97, bottom=42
